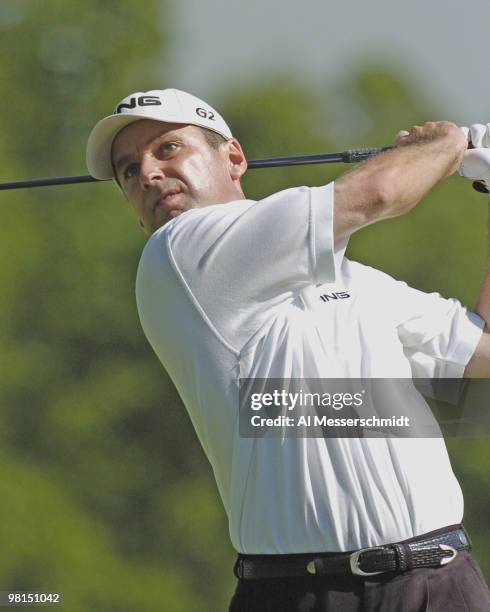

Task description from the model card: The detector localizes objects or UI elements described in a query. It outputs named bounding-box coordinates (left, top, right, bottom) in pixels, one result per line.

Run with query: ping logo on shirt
left=320, top=291, right=350, bottom=302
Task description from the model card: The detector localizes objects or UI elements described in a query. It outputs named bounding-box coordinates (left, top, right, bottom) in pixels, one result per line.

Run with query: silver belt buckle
left=439, top=544, right=457, bottom=566
left=350, top=546, right=387, bottom=576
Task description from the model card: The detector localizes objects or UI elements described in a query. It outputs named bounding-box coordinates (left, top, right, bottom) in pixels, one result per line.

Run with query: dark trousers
left=229, top=551, right=490, bottom=612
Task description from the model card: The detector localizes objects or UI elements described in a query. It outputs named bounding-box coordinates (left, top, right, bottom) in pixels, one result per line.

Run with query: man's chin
left=147, top=212, right=182, bottom=234
left=167, top=209, right=185, bottom=220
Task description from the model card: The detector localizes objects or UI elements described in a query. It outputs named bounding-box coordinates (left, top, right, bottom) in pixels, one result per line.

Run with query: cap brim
left=86, top=114, right=161, bottom=180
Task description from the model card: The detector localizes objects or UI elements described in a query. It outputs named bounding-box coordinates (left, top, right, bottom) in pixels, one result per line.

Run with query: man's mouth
left=153, top=189, right=182, bottom=211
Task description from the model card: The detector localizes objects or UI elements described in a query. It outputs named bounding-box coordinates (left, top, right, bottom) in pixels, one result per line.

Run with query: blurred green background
left=0, top=1, right=488, bottom=610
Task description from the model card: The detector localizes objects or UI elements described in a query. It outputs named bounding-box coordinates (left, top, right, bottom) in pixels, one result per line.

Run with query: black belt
left=234, top=524, right=471, bottom=580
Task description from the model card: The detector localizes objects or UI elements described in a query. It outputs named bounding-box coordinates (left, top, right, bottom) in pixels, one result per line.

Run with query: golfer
left=87, top=89, right=490, bottom=611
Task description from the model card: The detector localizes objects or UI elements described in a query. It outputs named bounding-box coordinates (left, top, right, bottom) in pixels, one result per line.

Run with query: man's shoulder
left=135, top=198, right=259, bottom=281
left=343, top=258, right=401, bottom=283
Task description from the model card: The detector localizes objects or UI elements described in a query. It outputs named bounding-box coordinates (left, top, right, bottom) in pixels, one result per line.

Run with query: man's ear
left=225, top=138, right=247, bottom=180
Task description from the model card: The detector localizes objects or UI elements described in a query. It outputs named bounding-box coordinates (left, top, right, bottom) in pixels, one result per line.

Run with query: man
left=86, top=88, right=490, bottom=611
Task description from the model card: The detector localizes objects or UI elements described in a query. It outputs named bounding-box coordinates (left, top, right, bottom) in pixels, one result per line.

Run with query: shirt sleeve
left=391, top=281, right=485, bottom=378
left=163, top=183, right=342, bottom=351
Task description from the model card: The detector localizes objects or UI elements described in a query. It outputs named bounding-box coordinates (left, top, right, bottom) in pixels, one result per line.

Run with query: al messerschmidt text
left=250, top=415, right=411, bottom=428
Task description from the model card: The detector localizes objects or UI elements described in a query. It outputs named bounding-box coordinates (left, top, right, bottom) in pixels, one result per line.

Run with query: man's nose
left=139, top=154, right=165, bottom=190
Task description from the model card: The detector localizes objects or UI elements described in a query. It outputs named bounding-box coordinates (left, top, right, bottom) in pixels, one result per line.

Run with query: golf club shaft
left=0, top=147, right=392, bottom=191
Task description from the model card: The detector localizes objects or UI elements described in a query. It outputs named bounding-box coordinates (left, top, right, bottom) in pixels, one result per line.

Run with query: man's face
left=111, top=119, right=246, bottom=236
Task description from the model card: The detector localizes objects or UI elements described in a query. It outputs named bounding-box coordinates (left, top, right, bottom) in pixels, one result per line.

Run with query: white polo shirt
left=135, top=183, right=484, bottom=554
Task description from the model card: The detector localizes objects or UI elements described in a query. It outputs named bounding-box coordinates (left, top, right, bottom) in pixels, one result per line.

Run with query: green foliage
left=0, top=2, right=234, bottom=610
left=0, top=452, right=195, bottom=611
left=223, top=79, right=339, bottom=201
left=0, top=5, right=488, bottom=610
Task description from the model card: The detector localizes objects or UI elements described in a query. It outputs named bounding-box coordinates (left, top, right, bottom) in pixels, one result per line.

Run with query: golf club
left=0, top=146, right=487, bottom=193
left=0, top=147, right=389, bottom=191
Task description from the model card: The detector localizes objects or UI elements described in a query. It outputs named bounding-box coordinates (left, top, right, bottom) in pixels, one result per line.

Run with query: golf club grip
left=342, top=147, right=392, bottom=163
left=343, top=148, right=487, bottom=194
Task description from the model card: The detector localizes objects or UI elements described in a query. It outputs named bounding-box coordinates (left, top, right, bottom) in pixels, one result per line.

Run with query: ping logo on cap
left=114, top=96, right=162, bottom=115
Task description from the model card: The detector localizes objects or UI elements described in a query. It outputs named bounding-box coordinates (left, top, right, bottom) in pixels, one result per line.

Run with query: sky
left=168, top=0, right=490, bottom=127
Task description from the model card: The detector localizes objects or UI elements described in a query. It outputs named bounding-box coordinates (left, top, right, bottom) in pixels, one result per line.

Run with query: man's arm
left=334, top=120, right=490, bottom=377
left=333, top=121, right=468, bottom=242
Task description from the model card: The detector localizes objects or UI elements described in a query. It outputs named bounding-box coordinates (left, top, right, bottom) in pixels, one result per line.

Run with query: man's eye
left=159, top=143, right=178, bottom=156
left=123, top=163, right=139, bottom=180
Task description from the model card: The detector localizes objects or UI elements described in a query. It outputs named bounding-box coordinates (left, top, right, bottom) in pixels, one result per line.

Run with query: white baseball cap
left=86, top=88, right=233, bottom=180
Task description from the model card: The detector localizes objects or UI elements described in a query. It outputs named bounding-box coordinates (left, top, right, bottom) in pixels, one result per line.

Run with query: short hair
left=198, top=126, right=228, bottom=150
